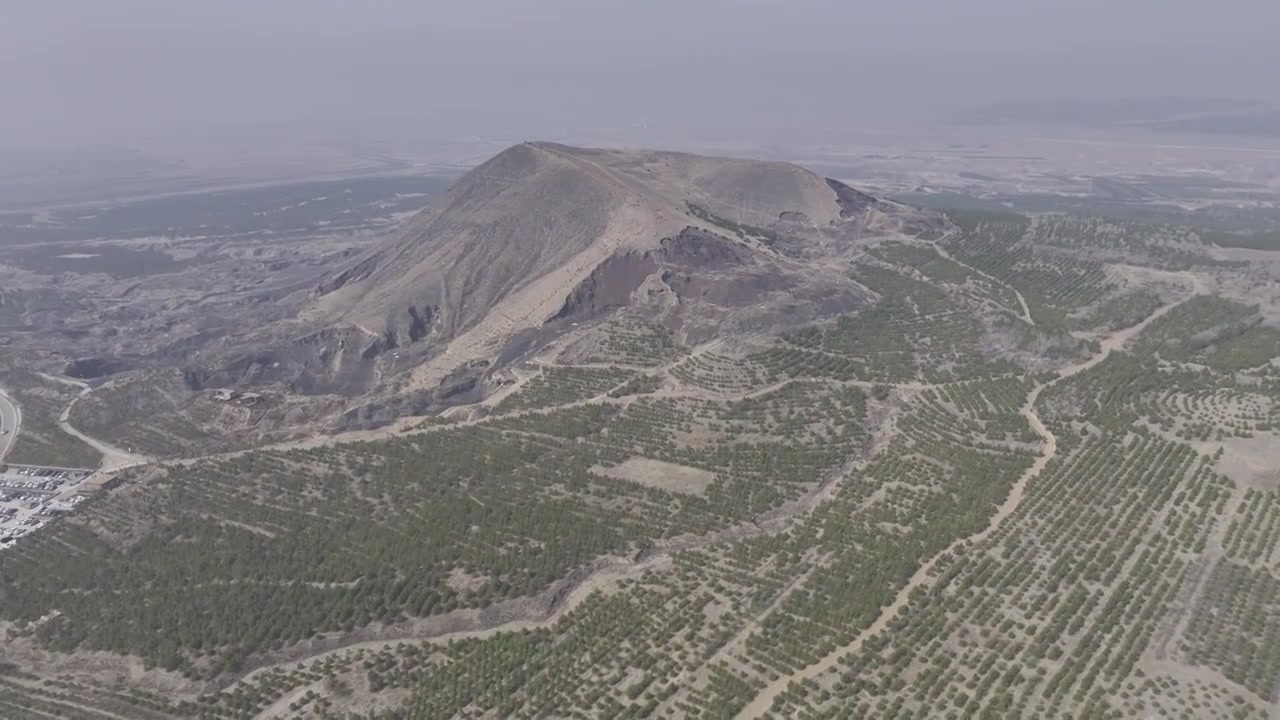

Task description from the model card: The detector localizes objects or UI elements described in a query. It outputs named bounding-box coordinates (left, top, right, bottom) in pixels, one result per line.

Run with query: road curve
left=0, top=388, right=21, bottom=464
left=56, top=388, right=151, bottom=471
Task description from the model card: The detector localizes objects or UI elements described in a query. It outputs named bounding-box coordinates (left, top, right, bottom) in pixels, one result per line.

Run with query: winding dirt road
left=0, top=387, right=22, bottom=464
left=933, top=240, right=1036, bottom=326
left=57, top=388, right=152, bottom=471
left=733, top=278, right=1200, bottom=718
left=32, top=372, right=152, bottom=471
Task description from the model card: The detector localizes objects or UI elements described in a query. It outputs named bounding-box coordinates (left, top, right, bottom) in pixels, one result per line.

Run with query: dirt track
left=733, top=283, right=1200, bottom=718
left=54, top=385, right=152, bottom=471
left=934, top=239, right=1035, bottom=325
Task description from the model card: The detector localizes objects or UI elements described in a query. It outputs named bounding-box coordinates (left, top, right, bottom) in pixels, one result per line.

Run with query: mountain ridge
left=313, top=142, right=916, bottom=388
left=187, top=142, right=934, bottom=419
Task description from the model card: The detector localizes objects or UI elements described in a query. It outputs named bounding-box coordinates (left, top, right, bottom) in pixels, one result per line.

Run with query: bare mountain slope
left=171, top=141, right=936, bottom=439
left=307, top=142, right=916, bottom=389
left=314, top=142, right=848, bottom=339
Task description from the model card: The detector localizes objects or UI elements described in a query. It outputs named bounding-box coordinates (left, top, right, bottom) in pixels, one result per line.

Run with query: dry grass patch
left=1214, top=434, right=1280, bottom=490
left=600, top=456, right=716, bottom=495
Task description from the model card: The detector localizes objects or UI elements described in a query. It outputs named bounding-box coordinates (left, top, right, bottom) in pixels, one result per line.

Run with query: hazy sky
left=2, top=0, right=1276, bottom=149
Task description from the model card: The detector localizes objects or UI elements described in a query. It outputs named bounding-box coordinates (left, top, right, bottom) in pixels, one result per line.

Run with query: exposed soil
left=600, top=456, right=717, bottom=495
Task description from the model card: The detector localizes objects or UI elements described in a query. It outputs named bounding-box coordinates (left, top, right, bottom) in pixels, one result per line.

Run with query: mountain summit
left=308, top=142, right=922, bottom=389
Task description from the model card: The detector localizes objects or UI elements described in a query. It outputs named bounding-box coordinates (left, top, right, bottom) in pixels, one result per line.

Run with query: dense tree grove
left=2, top=209, right=1278, bottom=719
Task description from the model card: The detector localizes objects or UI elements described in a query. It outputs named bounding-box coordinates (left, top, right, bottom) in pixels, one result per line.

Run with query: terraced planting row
left=1025, top=215, right=1237, bottom=272
left=4, top=208, right=1276, bottom=719
left=0, top=421, right=753, bottom=678
left=1132, top=296, right=1280, bottom=372
left=493, top=365, right=636, bottom=412
left=944, top=212, right=1125, bottom=332
left=664, top=377, right=1042, bottom=714
left=495, top=381, right=873, bottom=517
left=182, top=376, right=1037, bottom=718
left=1069, top=290, right=1166, bottom=333
left=557, top=316, right=687, bottom=368
left=766, top=432, right=1244, bottom=718
left=751, top=266, right=1024, bottom=385
left=1182, top=560, right=1280, bottom=701
left=670, top=352, right=769, bottom=395
left=869, top=241, right=1024, bottom=317
left=0, top=673, right=179, bottom=720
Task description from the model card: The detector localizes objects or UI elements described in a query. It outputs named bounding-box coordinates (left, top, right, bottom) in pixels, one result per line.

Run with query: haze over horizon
left=4, top=4, right=1280, bottom=718
left=2, top=0, right=1277, bottom=151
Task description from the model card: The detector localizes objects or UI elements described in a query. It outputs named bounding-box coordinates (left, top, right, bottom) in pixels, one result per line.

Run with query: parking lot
left=0, top=464, right=95, bottom=549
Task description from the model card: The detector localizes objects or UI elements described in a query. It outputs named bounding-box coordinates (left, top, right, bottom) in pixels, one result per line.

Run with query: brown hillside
left=312, top=143, right=859, bottom=374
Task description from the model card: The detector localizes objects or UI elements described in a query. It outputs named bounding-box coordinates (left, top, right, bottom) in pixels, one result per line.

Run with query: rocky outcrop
left=546, top=224, right=869, bottom=347
left=826, top=177, right=888, bottom=217
left=313, top=252, right=383, bottom=298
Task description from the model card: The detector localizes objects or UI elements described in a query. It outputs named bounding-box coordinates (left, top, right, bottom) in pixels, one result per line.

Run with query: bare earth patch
left=600, top=456, right=716, bottom=495
left=446, top=567, right=489, bottom=593
left=1213, top=434, right=1280, bottom=490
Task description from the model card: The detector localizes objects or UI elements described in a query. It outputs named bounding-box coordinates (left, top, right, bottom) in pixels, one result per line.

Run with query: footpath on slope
left=733, top=285, right=1200, bottom=719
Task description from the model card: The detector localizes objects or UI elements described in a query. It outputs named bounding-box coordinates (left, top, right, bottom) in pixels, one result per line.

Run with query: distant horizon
left=4, top=0, right=1279, bottom=151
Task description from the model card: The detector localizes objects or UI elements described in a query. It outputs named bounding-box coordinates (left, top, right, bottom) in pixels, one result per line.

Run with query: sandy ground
left=1212, top=435, right=1280, bottom=490
left=601, top=456, right=716, bottom=495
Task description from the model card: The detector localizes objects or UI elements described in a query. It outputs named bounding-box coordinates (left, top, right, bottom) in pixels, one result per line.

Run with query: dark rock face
left=826, top=178, right=886, bottom=217
left=551, top=226, right=758, bottom=326
left=656, top=227, right=752, bottom=267
left=406, top=305, right=435, bottom=343
left=552, top=251, right=659, bottom=323
left=361, top=330, right=398, bottom=361
left=660, top=269, right=784, bottom=306
left=313, top=253, right=382, bottom=298
left=545, top=222, right=869, bottom=349
left=66, top=357, right=132, bottom=380
left=496, top=329, right=539, bottom=367
left=549, top=227, right=751, bottom=328
left=333, top=388, right=436, bottom=431
left=185, top=326, right=381, bottom=397
left=331, top=358, right=492, bottom=431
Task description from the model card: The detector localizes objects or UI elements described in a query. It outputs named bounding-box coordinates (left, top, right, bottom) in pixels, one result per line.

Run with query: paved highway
left=0, top=389, right=19, bottom=464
